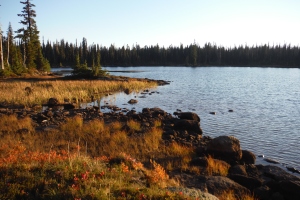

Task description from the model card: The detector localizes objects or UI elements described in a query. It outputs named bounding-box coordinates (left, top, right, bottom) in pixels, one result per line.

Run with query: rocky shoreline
left=1, top=99, right=300, bottom=199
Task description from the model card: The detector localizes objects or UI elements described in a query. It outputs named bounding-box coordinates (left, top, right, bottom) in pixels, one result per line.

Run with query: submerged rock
left=128, top=99, right=138, bottom=104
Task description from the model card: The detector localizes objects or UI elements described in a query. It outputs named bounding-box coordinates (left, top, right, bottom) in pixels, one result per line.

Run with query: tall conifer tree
left=15, top=0, right=49, bottom=71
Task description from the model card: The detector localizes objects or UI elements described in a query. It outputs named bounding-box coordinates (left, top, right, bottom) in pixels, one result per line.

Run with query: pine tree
left=15, top=0, right=49, bottom=71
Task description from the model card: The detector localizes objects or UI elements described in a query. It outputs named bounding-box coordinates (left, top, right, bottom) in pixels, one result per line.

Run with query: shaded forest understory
left=42, top=39, right=300, bottom=68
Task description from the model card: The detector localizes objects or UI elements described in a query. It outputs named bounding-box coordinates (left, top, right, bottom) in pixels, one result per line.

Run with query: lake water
left=53, top=66, right=300, bottom=171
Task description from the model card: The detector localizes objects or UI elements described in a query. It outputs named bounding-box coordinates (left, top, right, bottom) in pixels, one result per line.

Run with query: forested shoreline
left=1, top=0, right=300, bottom=78
left=42, top=39, right=300, bottom=68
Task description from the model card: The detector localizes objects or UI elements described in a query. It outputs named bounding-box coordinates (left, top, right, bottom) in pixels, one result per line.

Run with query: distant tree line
left=41, top=41, right=300, bottom=68
left=1, top=1, right=299, bottom=75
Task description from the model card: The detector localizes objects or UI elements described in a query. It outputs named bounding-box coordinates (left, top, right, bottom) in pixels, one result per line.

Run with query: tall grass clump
left=217, top=190, right=257, bottom=200
left=206, top=155, right=230, bottom=176
left=0, top=114, right=34, bottom=134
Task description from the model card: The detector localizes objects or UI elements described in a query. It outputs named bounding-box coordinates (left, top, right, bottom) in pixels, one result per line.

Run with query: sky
left=0, top=0, right=300, bottom=48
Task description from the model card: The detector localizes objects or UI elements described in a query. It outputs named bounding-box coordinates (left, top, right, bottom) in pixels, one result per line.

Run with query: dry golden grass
left=0, top=79, right=157, bottom=106
left=0, top=114, right=196, bottom=171
left=153, top=119, right=162, bottom=127
left=0, top=141, right=185, bottom=199
left=127, top=119, right=141, bottom=132
left=217, top=190, right=258, bottom=200
left=0, top=114, right=34, bottom=134
left=0, top=114, right=258, bottom=199
left=207, top=155, right=230, bottom=176
left=143, top=128, right=163, bottom=152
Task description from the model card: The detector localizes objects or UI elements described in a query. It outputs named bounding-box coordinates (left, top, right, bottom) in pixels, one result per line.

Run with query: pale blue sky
left=0, top=0, right=299, bottom=48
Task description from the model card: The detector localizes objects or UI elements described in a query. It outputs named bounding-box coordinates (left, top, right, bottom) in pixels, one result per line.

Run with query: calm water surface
left=101, top=66, right=300, bottom=170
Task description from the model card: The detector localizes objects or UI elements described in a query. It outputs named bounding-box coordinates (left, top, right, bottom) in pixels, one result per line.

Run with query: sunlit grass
left=206, top=155, right=230, bottom=176
left=0, top=115, right=34, bottom=134
left=0, top=79, right=157, bottom=107
left=0, top=114, right=255, bottom=199
left=127, top=119, right=141, bottom=132
left=0, top=142, right=184, bottom=199
left=217, top=190, right=257, bottom=200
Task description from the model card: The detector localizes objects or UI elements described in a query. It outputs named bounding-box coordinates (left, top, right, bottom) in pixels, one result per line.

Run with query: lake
left=54, top=66, right=300, bottom=171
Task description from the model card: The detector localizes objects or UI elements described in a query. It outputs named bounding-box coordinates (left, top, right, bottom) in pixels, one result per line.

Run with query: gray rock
left=279, top=180, right=300, bottom=200
left=206, top=135, right=242, bottom=163
left=198, top=176, right=250, bottom=197
left=241, top=150, right=256, bottom=164
left=262, top=165, right=300, bottom=181
left=174, top=119, right=202, bottom=134
left=177, top=112, right=200, bottom=122
left=167, top=187, right=219, bottom=200
left=128, top=99, right=138, bottom=104
left=228, top=174, right=262, bottom=191
left=229, top=165, right=248, bottom=176
left=264, top=158, right=280, bottom=164
left=190, top=157, right=209, bottom=167
left=47, top=98, right=59, bottom=107
left=254, top=185, right=270, bottom=200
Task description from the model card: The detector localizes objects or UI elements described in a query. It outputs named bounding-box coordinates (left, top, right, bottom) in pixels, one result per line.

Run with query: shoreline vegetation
left=0, top=73, right=160, bottom=108
left=0, top=1, right=299, bottom=199
left=0, top=74, right=300, bottom=199
left=0, top=75, right=252, bottom=199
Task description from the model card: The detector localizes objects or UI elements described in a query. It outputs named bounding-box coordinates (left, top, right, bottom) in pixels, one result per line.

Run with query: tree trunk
left=7, top=34, right=10, bottom=66
left=0, top=30, right=4, bottom=70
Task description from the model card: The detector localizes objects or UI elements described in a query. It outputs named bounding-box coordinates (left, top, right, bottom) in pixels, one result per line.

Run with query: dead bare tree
left=0, top=25, right=4, bottom=70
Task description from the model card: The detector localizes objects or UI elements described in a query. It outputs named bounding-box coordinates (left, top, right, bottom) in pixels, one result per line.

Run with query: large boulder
left=198, top=176, right=250, bottom=198
left=278, top=180, right=300, bottom=200
left=128, top=99, right=138, bottom=104
left=176, top=112, right=200, bottom=122
left=229, top=165, right=248, bottom=176
left=47, top=98, right=59, bottom=107
left=151, top=107, right=168, bottom=117
left=174, top=119, right=202, bottom=135
left=241, top=150, right=256, bottom=164
left=228, top=174, right=262, bottom=191
left=259, top=165, right=300, bottom=200
left=262, top=165, right=300, bottom=181
left=206, top=135, right=242, bottom=163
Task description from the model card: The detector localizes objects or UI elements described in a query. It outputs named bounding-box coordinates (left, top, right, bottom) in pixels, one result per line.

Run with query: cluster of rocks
left=0, top=99, right=299, bottom=199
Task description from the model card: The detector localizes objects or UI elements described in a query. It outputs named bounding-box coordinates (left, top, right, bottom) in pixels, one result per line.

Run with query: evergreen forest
left=42, top=40, right=300, bottom=68
left=1, top=0, right=300, bottom=78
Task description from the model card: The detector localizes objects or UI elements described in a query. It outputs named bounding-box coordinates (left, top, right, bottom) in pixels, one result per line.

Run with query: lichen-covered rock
left=167, top=187, right=219, bottom=200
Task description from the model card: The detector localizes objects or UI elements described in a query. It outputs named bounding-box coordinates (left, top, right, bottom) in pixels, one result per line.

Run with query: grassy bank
left=0, top=78, right=157, bottom=107
left=0, top=77, right=256, bottom=199
left=0, top=114, right=257, bottom=199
